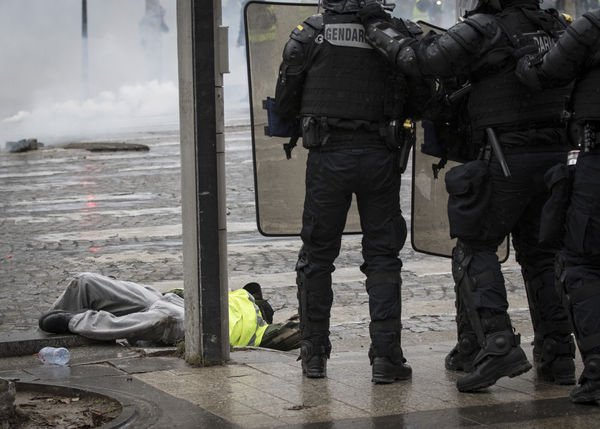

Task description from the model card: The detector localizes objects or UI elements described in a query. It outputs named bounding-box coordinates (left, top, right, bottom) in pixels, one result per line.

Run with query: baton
left=446, top=83, right=472, bottom=105
left=485, top=127, right=511, bottom=178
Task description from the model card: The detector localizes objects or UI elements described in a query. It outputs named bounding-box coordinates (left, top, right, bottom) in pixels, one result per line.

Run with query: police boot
left=369, top=320, right=412, bottom=384
left=535, top=334, right=576, bottom=385
left=446, top=333, right=479, bottom=372
left=299, top=338, right=331, bottom=378
left=370, top=346, right=412, bottom=384
left=457, top=314, right=531, bottom=392
left=570, top=355, right=600, bottom=404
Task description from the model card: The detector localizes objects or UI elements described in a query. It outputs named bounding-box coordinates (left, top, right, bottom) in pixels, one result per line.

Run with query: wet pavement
left=0, top=126, right=598, bottom=427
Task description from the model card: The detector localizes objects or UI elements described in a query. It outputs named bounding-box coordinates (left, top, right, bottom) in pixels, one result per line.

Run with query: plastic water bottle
left=38, top=347, right=70, bottom=365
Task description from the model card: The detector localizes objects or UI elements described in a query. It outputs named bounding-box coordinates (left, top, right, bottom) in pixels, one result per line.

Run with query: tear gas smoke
left=0, top=0, right=251, bottom=147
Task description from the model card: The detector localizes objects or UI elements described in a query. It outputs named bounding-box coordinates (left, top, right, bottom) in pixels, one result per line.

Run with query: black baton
left=485, top=127, right=511, bottom=178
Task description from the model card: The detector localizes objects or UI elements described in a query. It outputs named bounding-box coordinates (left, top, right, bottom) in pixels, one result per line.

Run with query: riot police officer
left=274, top=0, right=429, bottom=383
left=359, top=0, right=576, bottom=392
left=516, top=8, right=600, bottom=404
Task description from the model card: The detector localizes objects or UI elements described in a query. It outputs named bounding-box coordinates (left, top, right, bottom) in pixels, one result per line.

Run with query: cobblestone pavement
left=0, top=126, right=534, bottom=351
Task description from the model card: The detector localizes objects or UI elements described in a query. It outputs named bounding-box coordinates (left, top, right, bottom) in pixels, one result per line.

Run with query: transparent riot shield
left=411, top=21, right=509, bottom=260
left=244, top=1, right=362, bottom=236
left=411, top=127, right=459, bottom=258
left=411, top=126, right=509, bottom=260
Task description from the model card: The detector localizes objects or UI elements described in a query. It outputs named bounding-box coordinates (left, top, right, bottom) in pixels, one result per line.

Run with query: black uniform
left=360, top=0, right=575, bottom=392
left=517, top=8, right=600, bottom=404
left=275, top=4, right=427, bottom=383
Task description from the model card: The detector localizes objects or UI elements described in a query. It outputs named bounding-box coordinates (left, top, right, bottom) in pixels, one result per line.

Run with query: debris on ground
left=2, top=387, right=121, bottom=429
left=60, top=142, right=150, bottom=152
left=5, top=139, right=44, bottom=153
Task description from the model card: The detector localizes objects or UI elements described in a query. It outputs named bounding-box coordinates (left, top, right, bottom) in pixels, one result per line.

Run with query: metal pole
left=177, top=0, right=229, bottom=365
left=81, top=0, right=89, bottom=99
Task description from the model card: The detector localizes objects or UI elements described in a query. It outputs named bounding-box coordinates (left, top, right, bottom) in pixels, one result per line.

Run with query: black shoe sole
left=372, top=367, right=413, bottom=384
left=372, top=373, right=412, bottom=384
left=302, top=368, right=326, bottom=378
left=537, top=371, right=576, bottom=386
left=304, top=372, right=326, bottom=379
left=457, top=360, right=532, bottom=393
left=535, top=362, right=576, bottom=385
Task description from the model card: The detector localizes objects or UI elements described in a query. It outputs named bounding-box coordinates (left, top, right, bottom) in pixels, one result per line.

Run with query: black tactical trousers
left=560, top=151, right=600, bottom=355
left=296, top=146, right=406, bottom=335
left=459, top=151, right=569, bottom=321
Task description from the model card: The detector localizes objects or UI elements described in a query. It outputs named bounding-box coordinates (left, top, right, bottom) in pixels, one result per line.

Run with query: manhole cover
left=6, top=382, right=122, bottom=428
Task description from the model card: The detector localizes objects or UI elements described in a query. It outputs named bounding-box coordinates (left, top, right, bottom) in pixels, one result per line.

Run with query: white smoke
left=0, top=0, right=253, bottom=147
left=1, top=81, right=179, bottom=144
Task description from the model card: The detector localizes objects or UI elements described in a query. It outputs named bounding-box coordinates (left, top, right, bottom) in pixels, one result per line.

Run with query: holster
left=302, top=116, right=329, bottom=149
left=384, top=119, right=415, bottom=174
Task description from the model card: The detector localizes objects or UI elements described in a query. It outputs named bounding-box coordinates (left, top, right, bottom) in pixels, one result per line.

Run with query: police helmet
left=457, top=0, right=501, bottom=17
left=320, top=0, right=395, bottom=14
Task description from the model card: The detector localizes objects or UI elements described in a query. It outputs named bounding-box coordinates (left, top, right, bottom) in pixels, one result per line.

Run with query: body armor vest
left=300, top=13, right=399, bottom=122
left=468, top=7, right=570, bottom=132
left=572, top=67, right=600, bottom=122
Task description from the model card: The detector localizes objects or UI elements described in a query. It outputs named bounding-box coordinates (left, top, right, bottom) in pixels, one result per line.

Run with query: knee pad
left=540, top=335, right=576, bottom=362
left=458, top=332, right=479, bottom=355
left=452, top=241, right=473, bottom=285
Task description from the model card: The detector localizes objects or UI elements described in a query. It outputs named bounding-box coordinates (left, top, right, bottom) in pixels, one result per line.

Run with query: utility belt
left=302, top=116, right=416, bottom=173
left=301, top=116, right=382, bottom=149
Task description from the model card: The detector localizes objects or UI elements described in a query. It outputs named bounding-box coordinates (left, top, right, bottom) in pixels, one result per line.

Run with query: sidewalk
left=1, top=331, right=599, bottom=428
left=1, top=127, right=599, bottom=427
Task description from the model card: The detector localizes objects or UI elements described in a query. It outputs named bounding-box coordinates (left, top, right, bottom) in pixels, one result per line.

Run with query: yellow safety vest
left=228, top=289, right=269, bottom=347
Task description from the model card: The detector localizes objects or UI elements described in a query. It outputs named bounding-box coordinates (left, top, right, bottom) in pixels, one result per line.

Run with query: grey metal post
left=177, top=0, right=230, bottom=365
left=81, top=0, right=89, bottom=99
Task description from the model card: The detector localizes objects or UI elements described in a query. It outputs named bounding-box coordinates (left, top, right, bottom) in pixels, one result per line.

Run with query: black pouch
left=539, top=163, right=574, bottom=247
left=263, top=97, right=298, bottom=138
left=445, top=160, right=491, bottom=239
left=302, top=117, right=325, bottom=149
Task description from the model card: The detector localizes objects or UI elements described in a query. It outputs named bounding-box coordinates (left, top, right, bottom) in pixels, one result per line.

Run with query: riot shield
left=244, top=1, right=362, bottom=236
left=410, top=21, right=509, bottom=260
left=411, top=125, right=509, bottom=260
left=411, top=129, right=458, bottom=258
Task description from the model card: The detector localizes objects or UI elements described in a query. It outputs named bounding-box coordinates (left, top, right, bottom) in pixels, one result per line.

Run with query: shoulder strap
left=290, top=14, right=324, bottom=43
left=465, top=13, right=500, bottom=39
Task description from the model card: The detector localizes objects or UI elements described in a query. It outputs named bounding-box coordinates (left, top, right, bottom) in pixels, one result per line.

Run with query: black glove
left=357, top=2, right=391, bottom=26
left=515, top=55, right=542, bottom=91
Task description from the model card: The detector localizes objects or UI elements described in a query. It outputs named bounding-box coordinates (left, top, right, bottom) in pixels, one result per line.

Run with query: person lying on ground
left=38, top=272, right=300, bottom=351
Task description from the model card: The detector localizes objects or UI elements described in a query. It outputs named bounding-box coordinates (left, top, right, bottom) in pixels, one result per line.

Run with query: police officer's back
left=275, top=0, right=427, bottom=383
left=516, top=8, right=600, bottom=404
left=359, top=0, right=576, bottom=392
